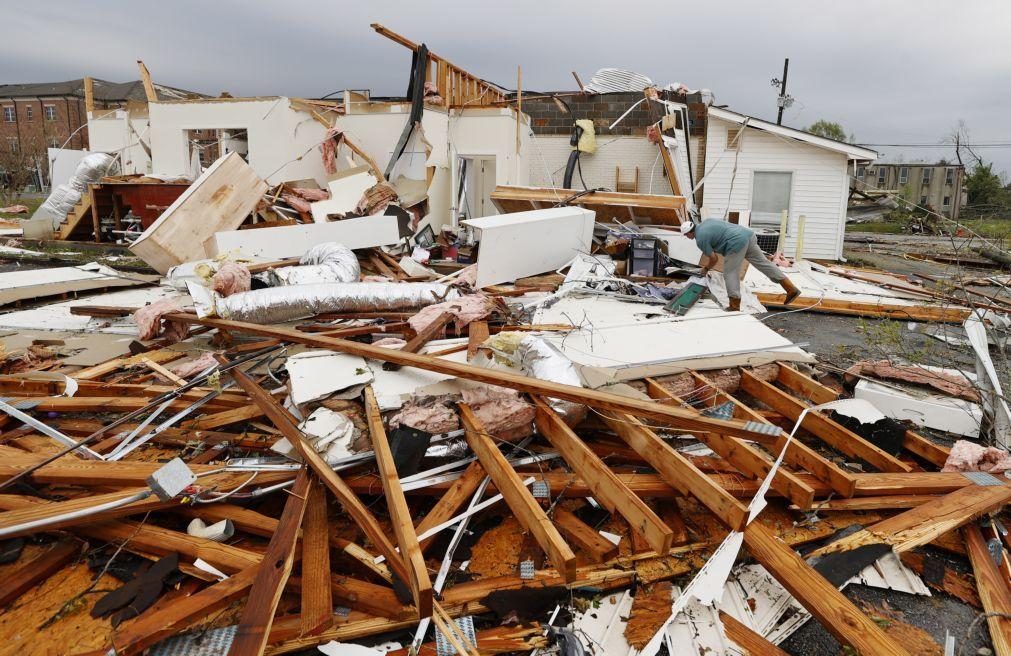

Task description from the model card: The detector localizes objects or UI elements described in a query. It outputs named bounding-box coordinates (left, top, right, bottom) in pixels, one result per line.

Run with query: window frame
left=898, top=167, right=909, bottom=184
left=922, top=168, right=932, bottom=184
left=945, top=168, right=954, bottom=185
left=2, top=106, right=14, bottom=123
left=877, top=168, right=887, bottom=186
left=43, top=105, right=56, bottom=121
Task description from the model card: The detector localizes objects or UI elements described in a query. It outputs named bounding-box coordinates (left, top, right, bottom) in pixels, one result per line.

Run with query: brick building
left=0, top=79, right=196, bottom=186
left=853, top=162, right=965, bottom=219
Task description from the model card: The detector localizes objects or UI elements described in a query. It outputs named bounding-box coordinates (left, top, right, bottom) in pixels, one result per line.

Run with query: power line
left=857, top=142, right=1011, bottom=148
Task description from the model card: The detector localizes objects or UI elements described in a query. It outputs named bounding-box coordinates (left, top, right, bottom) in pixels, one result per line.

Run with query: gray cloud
left=4, top=0, right=1011, bottom=173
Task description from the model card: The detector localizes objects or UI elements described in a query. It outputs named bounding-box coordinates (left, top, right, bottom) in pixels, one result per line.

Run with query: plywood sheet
left=130, top=152, right=267, bottom=273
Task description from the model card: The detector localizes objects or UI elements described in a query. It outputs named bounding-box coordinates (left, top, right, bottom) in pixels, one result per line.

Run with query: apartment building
left=854, top=162, right=965, bottom=219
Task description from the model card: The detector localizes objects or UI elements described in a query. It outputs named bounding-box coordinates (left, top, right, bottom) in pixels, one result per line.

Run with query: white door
left=751, top=171, right=792, bottom=227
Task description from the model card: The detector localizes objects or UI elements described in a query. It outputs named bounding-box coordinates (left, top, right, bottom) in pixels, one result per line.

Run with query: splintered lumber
left=230, top=468, right=311, bottom=656
left=166, top=314, right=803, bottom=444
left=467, top=320, right=489, bottom=360
left=532, top=397, right=673, bottom=553
left=108, top=565, right=259, bottom=656
left=459, top=403, right=577, bottom=581
left=963, top=525, right=1011, bottom=656
left=364, top=386, right=433, bottom=616
left=719, top=611, right=791, bottom=656
left=0, top=540, right=81, bottom=608
left=416, top=460, right=486, bottom=553
left=809, top=484, right=1011, bottom=558
left=742, top=522, right=910, bottom=656
left=226, top=364, right=415, bottom=591
left=184, top=403, right=264, bottom=430
left=739, top=369, right=913, bottom=473
left=600, top=411, right=749, bottom=531
left=383, top=311, right=453, bottom=371
left=300, top=480, right=334, bottom=636
left=775, top=364, right=950, bottom=467
left=754, top=293, right=970, bottom=322
left=552, top=507, right=619, bottom=562
left=640, top=383, right=816, bottom=509
left=0, top=488, right=173, bottom=538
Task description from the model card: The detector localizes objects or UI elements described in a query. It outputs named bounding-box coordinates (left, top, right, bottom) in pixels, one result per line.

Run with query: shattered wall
left=87, top=108, right=151, bottom=175
left=147, top=98, right=329, bottom=184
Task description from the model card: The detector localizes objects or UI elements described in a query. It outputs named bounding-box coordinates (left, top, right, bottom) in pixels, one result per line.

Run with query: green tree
left=805, top=120, right=848, bottom=142
left=965, top=161, right=1004, bottom=206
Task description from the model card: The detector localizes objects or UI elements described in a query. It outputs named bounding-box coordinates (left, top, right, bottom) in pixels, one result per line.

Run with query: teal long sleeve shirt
left=693, top=220, right=753, bottom=256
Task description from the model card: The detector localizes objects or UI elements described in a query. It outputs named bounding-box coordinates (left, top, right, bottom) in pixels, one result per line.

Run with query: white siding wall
left=701, top=117, right=849, bottom=260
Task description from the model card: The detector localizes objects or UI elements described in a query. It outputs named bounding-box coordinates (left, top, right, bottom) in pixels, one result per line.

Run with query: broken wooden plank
left=719, top=610, right=791, bottom=656
left=226, top=364, right=415, bottom=591
left=416, top=460, right=486, bottom=554
left=533, top=396, right=673, bottom=553
left=467, top=320, right=489, bottom=360
left=383, top=311, right=453, bottom=371
left=184, top=403, right=264, bottom=430
left=300, top=479, right=334, bottom=637
left=552, top=506, right=618, bottom=563
left=364, top=386, right=433, bottom=617
left=742, top=522, right=910, bottom=656
left=964, top=524, right=1011, bottom=656
left=230, top=468, right=311, bottom=655
left=460, top=403, right=577, bottom=581
left=740, top=369, right=913, bottom=473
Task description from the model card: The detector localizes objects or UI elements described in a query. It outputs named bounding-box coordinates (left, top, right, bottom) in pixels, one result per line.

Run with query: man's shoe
left=728, top=297, right=742, bottom=312
left=780, top=278, right=801, bottom=305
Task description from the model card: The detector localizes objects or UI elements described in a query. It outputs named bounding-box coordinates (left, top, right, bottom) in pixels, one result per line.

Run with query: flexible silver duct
left=268, top=242, right=361, bottom=286
left=516, top=335, right=587, bottom=425
left=189, top=281, right=459, bottom=324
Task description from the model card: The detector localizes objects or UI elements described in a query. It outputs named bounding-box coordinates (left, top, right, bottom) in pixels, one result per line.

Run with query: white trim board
left=209, top=214, right=400, bottom=260
left=463, top=206, right=595, bottom=288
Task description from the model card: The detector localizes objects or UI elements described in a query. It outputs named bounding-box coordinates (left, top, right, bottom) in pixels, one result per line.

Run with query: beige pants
left=723, top=234, right=786, bottom=299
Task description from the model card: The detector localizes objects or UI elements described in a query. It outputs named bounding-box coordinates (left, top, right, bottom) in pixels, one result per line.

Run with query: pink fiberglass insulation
left=389, top=396, right=460, bottom=435
left=211, top=263, right=252, bottom=297
left=409, top=294, right=493, bottom=334
left=170, top=352, right=220, bottom=378
left=942, top=440, right=1011, bottom=473
left=461, top=386, right=535, bottom=440
left=134, top=298, right=189, bottom=343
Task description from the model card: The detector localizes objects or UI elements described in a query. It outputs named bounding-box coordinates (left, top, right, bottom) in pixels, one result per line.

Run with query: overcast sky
left=6, top=1, right=1011, bottom=174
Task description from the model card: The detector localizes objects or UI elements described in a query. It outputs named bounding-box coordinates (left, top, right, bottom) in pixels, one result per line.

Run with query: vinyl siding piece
left=701, top=117, right=855, bottom=260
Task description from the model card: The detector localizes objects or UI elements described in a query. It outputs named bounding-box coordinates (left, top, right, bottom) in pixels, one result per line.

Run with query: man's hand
left=699, top=266, right=710, bottom=275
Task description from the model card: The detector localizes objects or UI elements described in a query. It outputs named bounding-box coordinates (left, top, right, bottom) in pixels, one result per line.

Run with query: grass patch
left=846, top=222, right=905, bottom=234
left=0, top=196, right=44, bottom=220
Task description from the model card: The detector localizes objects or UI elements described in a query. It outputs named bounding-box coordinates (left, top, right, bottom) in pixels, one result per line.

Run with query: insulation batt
left=211, top=262, right=251, bottom=296
left=170, top=352, right=220, bottom=378
left=134, top=299, right=189, bottom=343
left=516, top=335, right=587, bottom=425
left=408, top=294, right=493, bottom=333
left=268, top=242, right=360, bottom=286
left=461, top=386, right=535, bottom=440
left=389, top=396, right=459, bottom=434
left=188, top=281, right=458, bottom=324
left=941, top=440, right=1011, bottom=474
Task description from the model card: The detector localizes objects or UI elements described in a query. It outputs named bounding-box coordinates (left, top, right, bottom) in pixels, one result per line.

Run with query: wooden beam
left=719, top=611, right=791, bottom=656
left=551, top=507, right=618, bottom=563
left=776, top=364, right=950, bottom=468
left=467, top=320, right=489, bottom=361
left=229, top=468, right=311, bottom=656
left=459, top=404, right=577, bottom=581
left=185, top=403, right=264, bottom=430
left=415, top=460, right=486, bottom=553
left=754, top=293, right=969, bottom=323
left=165, top=314, right=812, bottom=445
left=641, top=382, right=816, bottom=509
left=739, top=369, right=913, bottom=473
left=300, top=479, right=334, bottom=637
left=364, top=386, right=433, bottom=617
left=532, top=397, right=673, bottom=554
left=0, top=540, right=81, bottom=608
left=136, top=60, right=157, bottom=102
left=809, top=485, right=1011, bottom=558
left=600, top=411, right=749, bottom=531
left=0, top=488, right=173, bottom=538
left=109, top=565, right=259, bottom=656
left=742, top=522, right=910, bottom=656
left=383, top=311, right=452, bottom=371
left=963, top=525, right=1011, bottom=656
left=226, top=364, right=415, bottom=590
left=83, top=76, right=95, bottom=114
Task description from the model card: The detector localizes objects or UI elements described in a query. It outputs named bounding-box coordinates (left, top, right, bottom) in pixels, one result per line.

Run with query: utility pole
left=772, top=58, right=792, bottom=125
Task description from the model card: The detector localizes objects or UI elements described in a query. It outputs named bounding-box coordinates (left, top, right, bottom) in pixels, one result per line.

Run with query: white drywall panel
left=210, top=214, right=400, bottom=260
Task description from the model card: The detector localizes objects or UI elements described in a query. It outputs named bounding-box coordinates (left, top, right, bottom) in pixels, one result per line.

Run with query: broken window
left=186, top=128, right=248, bottom=170
left=750, top=171, right=792, bottom=227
